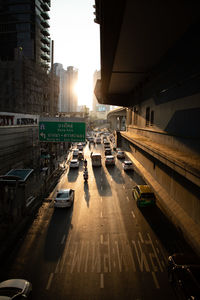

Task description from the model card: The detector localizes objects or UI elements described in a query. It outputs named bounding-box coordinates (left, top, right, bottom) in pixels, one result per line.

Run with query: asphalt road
left=0, top=141, right=191, bottom=299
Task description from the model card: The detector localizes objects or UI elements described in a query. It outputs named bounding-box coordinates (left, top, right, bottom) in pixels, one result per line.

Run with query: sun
left=74, top=71, right=93, bottom=109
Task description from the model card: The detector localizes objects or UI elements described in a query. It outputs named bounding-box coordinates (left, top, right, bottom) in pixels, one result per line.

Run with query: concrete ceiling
left=94, top=0, right=200, bottom=106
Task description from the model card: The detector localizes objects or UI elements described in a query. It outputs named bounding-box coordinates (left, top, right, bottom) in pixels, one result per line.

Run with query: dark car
left=168, top=253, right=200, bottom=299
left=105, top=148, right=112, bottom=156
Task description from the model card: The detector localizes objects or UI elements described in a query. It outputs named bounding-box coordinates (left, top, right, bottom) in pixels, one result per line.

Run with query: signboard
left=39, top=118, right=85, bottom=142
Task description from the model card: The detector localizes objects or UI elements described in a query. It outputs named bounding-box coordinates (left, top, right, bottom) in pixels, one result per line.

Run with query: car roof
left=106, top=155, right=114, bottom=159
left=57, top=189, right=70, bottom=193
left=124, top=160, right=132, bottom=164
left=137, top=185, right=153, bottom=193
left=0, top=279, right=27, bottom=290
left=71, top=159, right=78, bottom=162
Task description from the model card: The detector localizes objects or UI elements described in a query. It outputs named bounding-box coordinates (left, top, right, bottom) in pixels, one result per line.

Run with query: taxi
left=132, top=185, right=156, bottom=207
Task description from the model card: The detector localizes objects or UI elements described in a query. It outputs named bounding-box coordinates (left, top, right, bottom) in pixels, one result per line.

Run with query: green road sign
left=39, top=120, right=85, bottom=142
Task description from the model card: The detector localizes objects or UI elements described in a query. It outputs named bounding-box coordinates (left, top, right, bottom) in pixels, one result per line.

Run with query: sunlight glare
left=76, top=71, right=93, bottom=109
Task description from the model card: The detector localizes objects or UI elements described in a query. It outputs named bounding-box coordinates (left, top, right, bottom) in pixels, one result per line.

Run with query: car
left=116, top=148, right=121, bottom=152
left=132, top=185, right=156, bottom=207
left=78, top=151, right=84, bottom=160
left=70, top=159, right=79, bottom=168
left=54, top=189, right=74, bottom=208
left=105, top=148, right=112, bottom=156
left=77, top=143, right=83, bottom=150
left=105, top=155, right=115, bottom=166
left=72, top=149, right=79, bottom=158
left=95, top=137, right=101, bottom=144
left=0, top=279, right=32, bottom=299
left=168, top=253, right=200, bottom=299
left=123, top=160, right=133, bottom=171
left=116, top=150, right=125, bottom=159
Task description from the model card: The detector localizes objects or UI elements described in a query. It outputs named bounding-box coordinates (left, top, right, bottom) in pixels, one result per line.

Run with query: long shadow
left=67, top=168, right=79, bottom=182
left=92, top=167, right=112, bottom=196
left=139, top=205, right=195, bottom=255
left=44, top=206, right=73, bottom=261
left=124, top=169, right=146, bottom=185
left=84, top=182, right=90, bottom=207
left=106, top=164, right=125, bottom=184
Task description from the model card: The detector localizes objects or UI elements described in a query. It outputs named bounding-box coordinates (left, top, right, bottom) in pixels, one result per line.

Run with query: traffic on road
left=0, top=130, right=198, bottom=300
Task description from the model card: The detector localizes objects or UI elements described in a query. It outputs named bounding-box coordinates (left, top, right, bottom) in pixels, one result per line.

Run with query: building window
left=150, top=110, right=154, bottom=126
left=146, top=107, right=150, bottom=126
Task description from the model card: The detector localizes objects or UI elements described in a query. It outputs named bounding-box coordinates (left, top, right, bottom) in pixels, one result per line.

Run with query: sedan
left=117, top=150, right=125, bottom=159
left=54, top=189, right=74, bottom=208
left=105, top=155, right=115, bottom=166
left=0, top=279, right=32, bottom=299
left=123, top=160, right=133, bottom=171
left=70, top=159, right=79, bottom=168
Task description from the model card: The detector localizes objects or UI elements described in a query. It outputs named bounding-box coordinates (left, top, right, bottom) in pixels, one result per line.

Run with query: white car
left=123, top=160, right=133, bottom=171
left=70, top=159, right=79, bottom=168
left=0, top=279, right=32, bottom=299
left=54, top=189, right=74, bottom=208
left=117, top=150, right=125, bottom=159
left=77, top=143, right=83, bottom=150
left=72, top=149, right=79, bottom=157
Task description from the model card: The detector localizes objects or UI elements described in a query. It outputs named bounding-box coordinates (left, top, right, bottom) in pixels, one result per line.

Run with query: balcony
left=41, top=2, right=50, bottom=12
left=41, top=11, right=50, bottom=20
left=41, top=36, right=50, bottom=45
left=41, top=28, right=50, bottom=36
left=41, top=19, right=50, bottom=28
left=41, top=44, right=50, bottom=53
left=41, top=53, right=50, bottom=61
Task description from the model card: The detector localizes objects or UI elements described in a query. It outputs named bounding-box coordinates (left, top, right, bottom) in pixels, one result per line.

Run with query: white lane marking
left=131, top=211, right=135, bottom=218
left=100, top=234, right=103, bottom=244
left=46, top=273, right=53, bottom=290
left=123, top=185, right=125, bottom=189
left=101, top=211, right=103, bottom=218
left=101, top=186, right=103, bottom=191
left=152, top=271, right=160, bottom=289
left=100, top=273, right=104, bottom=288
left=126, top=196, right=129, bottom=202
left=55, top=258, right=60, bottom=273
left=61, top=234, right=66, bottom=245
left=101, top=197, right=103, bottom=203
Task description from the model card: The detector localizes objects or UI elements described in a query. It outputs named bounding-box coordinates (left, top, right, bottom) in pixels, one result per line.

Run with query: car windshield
left=141, top=193, right=154, bottom=199
left=0, top=287, right=22, bottom=297
left=125, top=162, right=132, bottom=165
left=56, top=192, right=69, bottom=198
left=71, top=161, right=77, bottom=164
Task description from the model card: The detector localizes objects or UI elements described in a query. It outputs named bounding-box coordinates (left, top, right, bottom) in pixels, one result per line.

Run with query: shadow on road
left=93, top=167, right=112, bottom=196
left=67, top=168, right=79, bottom=182
left=139, top=205, right=195, bottom=255
left=44, top=206, right=73, bottom=261
left=84, top=182, right=90, bottom=207
left=106, top=164, right=125, bottom=184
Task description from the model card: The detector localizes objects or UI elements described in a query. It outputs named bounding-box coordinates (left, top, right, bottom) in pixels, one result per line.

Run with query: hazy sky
left=49, top=0, right=100, bottom=109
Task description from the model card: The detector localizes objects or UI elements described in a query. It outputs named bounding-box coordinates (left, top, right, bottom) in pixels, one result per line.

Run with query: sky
left=49, top=0, right=100, bottom=109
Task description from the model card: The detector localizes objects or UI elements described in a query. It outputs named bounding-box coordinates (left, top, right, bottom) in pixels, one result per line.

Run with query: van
left=91, top=153, right=102, bottom=167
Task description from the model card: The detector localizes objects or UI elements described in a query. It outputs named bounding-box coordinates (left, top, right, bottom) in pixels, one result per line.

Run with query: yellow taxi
left=132, top=185, right=156, bottom=208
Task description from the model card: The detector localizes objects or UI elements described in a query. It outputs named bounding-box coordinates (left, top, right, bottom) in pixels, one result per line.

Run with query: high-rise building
left=53, top=63, right=65, bottom=112
left=65, top=66, right=78, bottom=113
left=93, top=70, right=110, bottom=118
left=0, top=0, right=51, bottom=69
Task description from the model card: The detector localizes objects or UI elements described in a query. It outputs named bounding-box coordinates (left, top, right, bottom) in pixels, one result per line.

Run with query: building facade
left=0, top=0, right=51, bottom=69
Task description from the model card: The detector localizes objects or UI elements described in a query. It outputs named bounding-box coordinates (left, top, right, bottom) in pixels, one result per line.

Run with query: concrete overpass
left=94, top=1, right=200, bottom=255
left=107, top=107, right=126, bottom=131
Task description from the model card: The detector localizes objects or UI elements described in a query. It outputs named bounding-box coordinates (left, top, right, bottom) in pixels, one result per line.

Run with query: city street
left=0, top=141, right=190, bottom=300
